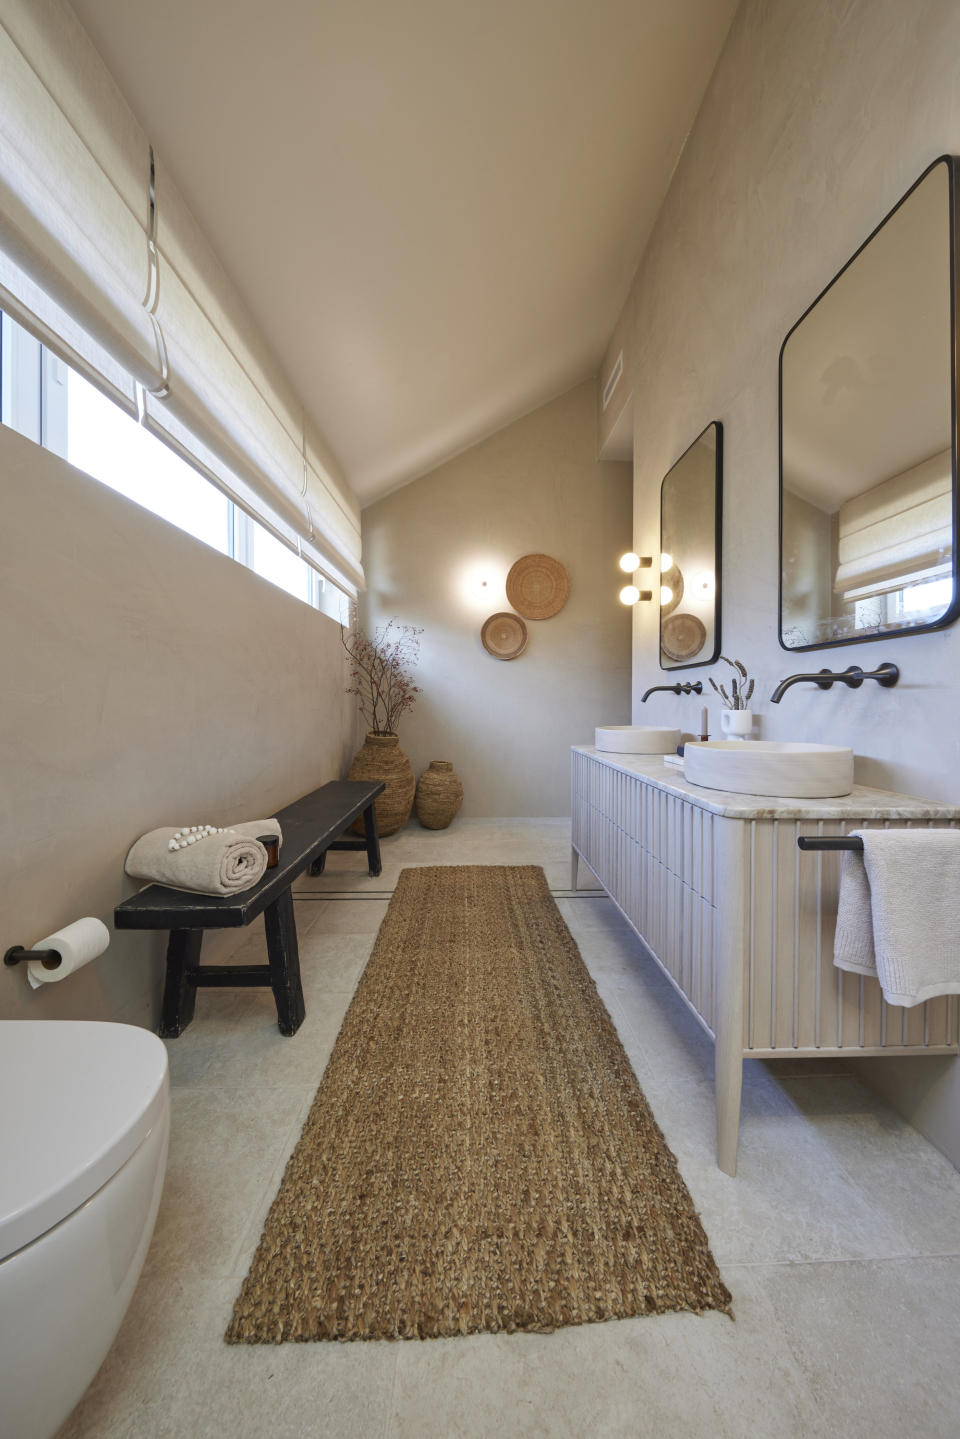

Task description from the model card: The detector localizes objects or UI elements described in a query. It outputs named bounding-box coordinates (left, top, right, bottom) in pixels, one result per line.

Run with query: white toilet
left=0, top=1021, right=170, bottom=1439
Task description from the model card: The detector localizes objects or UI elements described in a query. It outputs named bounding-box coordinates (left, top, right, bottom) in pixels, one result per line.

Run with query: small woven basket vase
left=348, top=732, right=415, bottom=837
left=415, top=760, right=464, bottom=830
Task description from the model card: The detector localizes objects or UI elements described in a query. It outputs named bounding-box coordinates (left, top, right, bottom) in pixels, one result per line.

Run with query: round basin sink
left=595, top=725, right=680, bottom=755
left=683, top=741, right=854, bottom=798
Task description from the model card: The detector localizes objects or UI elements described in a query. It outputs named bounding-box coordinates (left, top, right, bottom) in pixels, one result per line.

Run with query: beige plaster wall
left=0, top=423, right=354, bottom=1028
left=604, top=0, right=960, bottom=1165
left=361, top=382, right=632, bottom=816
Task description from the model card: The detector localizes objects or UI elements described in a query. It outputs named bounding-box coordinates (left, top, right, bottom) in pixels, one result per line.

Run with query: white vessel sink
left=596, top=725, right=680, bottom=755
left=683, top=741, right=854, bottom=798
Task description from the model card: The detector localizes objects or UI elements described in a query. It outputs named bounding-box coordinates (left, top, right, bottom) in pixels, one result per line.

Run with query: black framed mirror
left=659, top=421, right=723, bottom=670
left=779, top=155, right=960, bottom=651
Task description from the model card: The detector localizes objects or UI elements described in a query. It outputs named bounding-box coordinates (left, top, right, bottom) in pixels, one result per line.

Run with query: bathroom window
left=0, top=311, right=347, bottom=616
left=65, top=365, right=233, bottom=556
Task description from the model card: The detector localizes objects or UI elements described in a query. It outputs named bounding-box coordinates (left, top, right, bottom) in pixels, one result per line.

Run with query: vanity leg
left=715, top=1045, right=743, bottom=1177
left=570, top=846, right=580, bottom=890
left=713, top=816, right=748, bottom=1176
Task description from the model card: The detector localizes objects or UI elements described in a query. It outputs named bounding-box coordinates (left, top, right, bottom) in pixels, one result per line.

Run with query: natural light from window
left=899, top=576, right=954, bottom=618
left=252, top=522, right=313, bottom=604
left=66, top=370, right=231, bottom=555
left=1, top=311, right=346, bottom=615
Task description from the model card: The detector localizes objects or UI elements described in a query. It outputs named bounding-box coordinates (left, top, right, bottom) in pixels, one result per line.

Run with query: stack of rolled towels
left=125, top=819, right=282, bottom=897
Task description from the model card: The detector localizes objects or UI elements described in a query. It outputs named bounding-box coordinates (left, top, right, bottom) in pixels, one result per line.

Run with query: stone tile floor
left=59, top=819, right=960, bottom=1438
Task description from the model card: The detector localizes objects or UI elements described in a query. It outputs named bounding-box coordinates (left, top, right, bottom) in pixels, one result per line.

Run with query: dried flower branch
left=708, top=656, right=756, bottom=711
left=340, top=607, right=423, bottom=735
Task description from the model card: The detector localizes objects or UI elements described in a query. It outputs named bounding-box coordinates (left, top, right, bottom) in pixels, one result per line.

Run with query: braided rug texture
left=226, top=865, right=731, bottom=1343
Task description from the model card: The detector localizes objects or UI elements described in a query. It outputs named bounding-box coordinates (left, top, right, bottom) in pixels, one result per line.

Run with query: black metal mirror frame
left=659, top=420, right=723, bottom=671
left=778, top=154, right=960, bottom=653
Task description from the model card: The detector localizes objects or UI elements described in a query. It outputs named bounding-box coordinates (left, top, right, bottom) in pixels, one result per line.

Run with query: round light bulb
left=619, top=584, right=640, bottom=606
left=660, top=551, right=674, bottom=572
left=660, top=585, right=673, bottom=605
left=619, top=551, right=640, bottom=573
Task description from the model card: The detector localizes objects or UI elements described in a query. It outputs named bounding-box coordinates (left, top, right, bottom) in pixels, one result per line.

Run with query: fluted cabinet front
left=572, top=746, right=960, bottom=1174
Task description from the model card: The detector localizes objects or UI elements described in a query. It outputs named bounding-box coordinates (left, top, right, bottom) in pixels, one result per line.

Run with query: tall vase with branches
left=340, top=610, right=423, bottom=736
left=340, top=610, right=424, bottom=835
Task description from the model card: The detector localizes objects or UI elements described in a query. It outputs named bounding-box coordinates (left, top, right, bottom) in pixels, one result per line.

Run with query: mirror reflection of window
left=780, top=158, right=958, bottom=650
left=659, top=421, right=722, bottom=670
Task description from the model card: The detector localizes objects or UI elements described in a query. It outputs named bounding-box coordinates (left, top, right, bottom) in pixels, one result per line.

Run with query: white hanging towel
left=834, top=829, right=960, bottom=1007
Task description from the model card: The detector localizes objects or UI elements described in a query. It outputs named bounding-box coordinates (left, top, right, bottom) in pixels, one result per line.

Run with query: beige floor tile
left=58, top=1270, right=398, bottom=1439
left=602, top=973, right=718, bottom=1086
left=777, top=1072, right=960, bottom=1255
left=759, top=1256, right=960, bottom=1439
left=141, top=1087, right=309, bottom=1282
left=653, top=1101, right=909, bottom=1265
left=299, top=931, right=376, bottom=994
left=555, top=895, right=635, bottom=935
left=308, top=898, right=391, bottom=934
left=163, top=991, right=347, bottom=1093
left=389, top=1265, right=824, bottom=1439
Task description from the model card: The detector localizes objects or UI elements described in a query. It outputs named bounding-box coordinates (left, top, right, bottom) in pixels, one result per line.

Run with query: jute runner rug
left=226, top=865, right=731, bottom=1343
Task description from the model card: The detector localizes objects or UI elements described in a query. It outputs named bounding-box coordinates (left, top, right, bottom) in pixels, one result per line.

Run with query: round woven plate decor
left=506, top=553, right=570, bottom=620
left=661, top=612, right=707, bottom=662
left=481, top=612, right=528, bottom=660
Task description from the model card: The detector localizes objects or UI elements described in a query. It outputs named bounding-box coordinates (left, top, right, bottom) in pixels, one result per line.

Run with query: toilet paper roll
left=27, top=917, right=110, bottom=989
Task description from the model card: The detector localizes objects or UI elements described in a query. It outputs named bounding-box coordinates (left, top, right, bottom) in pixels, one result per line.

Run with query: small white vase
left=720, top=708, right=754, bottom=740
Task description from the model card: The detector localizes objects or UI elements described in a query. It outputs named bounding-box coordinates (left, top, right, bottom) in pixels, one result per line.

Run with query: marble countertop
left=572, top=746, right=960, bottom=821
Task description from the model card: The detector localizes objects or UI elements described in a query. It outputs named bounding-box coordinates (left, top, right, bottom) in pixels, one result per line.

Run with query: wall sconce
left=618, top=552, right=653, bottom=605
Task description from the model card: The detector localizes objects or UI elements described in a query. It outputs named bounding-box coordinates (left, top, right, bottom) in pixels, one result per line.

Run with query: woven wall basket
left=481, top=612, right=528, bottom=660
left=348, top=732, right=415, bottom=836
left=505, top=553, right=570, bottom=620
left=415, top=760, right=464, bottom=830
left=661, top=612, right=707, bottom=662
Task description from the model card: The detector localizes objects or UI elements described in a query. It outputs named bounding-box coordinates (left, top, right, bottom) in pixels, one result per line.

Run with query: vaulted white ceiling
left=72, top=0, right=737, bottom=504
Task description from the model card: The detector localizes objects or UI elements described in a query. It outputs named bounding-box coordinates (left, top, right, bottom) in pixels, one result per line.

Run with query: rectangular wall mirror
left=659, top=421, right=722, bottom=669
left=780, top=155, right=960, bottom=651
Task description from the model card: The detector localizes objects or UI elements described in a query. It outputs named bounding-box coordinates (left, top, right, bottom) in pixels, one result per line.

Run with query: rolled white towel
left=223, top=818, right=282, bottom=848
left=125, top=820, right=279, bottom=896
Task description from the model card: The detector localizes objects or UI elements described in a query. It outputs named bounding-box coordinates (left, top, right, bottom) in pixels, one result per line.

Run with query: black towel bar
left=796, top=836, right=864, bottom=853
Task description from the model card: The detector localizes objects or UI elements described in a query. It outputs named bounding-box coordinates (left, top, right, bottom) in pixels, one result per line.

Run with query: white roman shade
left=0, top=0, right=161, bottom=412
left=0, top=0, right=363, bottom=593
left=142, top=161, right=363, bottom=591
left=835, top=449, right=953, bottom=599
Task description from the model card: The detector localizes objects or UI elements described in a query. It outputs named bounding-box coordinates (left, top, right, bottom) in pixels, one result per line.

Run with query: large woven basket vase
left=348, top=732, right=415, bottom=837
left=415, top=760, right=464, bottom=830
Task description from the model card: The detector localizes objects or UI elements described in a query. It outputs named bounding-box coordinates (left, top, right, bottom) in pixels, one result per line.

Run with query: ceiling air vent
left=602, top=351, right=623, bottom=411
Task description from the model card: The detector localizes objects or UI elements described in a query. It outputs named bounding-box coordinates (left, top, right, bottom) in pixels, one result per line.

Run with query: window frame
left=1, top=309, right=348, bottom=618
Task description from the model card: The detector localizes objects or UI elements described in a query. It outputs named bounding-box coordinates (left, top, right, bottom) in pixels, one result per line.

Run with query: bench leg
left=362, top=802, right=382, bottom=878
left=159, top=929, right=202, bottom=1038
left=263, top=887, right=306, bottom=1036
left=308, top=850, right=327, bottom=878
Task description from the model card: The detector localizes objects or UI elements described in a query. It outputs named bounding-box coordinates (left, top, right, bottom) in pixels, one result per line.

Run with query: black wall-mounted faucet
left=640, top=680, right=704, bottom=702
left=770, top=662, right=899, bottom=704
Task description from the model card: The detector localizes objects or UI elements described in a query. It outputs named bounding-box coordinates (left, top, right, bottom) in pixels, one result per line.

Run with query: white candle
left=700, top=705, right=708, bottom=737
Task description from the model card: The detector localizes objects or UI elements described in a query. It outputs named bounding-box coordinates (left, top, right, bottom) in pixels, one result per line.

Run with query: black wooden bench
left=114, top=779, right=384, bottom=1039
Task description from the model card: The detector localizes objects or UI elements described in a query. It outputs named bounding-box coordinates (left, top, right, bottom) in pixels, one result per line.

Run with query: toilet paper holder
left=4, top=945, right=62, bottom=971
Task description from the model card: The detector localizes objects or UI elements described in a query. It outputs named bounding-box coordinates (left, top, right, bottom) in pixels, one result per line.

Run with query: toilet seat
left=0, top=1021, right=169, bottom=1261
